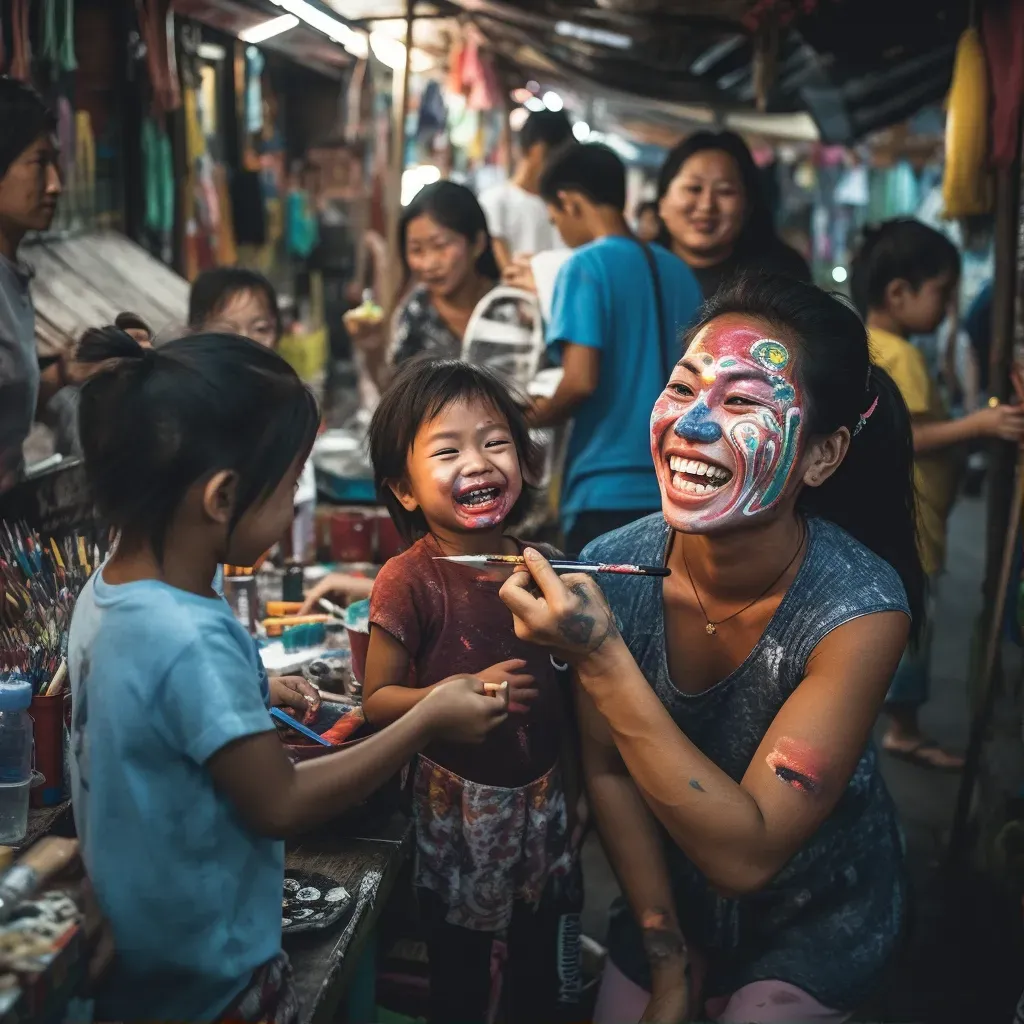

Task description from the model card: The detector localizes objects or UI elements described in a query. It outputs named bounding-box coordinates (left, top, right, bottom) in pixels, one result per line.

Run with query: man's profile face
left=0, top=134, right=62, bottom=236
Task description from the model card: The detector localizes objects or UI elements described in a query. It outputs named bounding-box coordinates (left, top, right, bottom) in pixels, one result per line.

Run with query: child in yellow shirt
left=852, top=219, right=1024, bottom=770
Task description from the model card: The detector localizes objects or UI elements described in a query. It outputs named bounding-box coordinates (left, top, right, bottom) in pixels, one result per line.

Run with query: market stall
left=0, top=462, right=417, bottom=1023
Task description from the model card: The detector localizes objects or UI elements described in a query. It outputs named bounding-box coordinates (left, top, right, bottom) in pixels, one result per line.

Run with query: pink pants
left=593, top=959, right=850, bottom=1023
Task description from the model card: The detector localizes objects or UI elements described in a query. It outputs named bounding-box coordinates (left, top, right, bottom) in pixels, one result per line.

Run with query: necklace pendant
left=705, top=622, right=717, bottom=636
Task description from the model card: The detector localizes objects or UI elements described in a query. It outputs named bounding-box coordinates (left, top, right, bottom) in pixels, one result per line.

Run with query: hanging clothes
left=246, top=47, right=265, bottom=136
left=60, top=0, right=76, bottom=71
left=42, top=0, right=59, bottom=64
left=286, top=188, right=319, bottom=259
left=9, top=0, right=31, bottom=81
left=75, top=110, right=95, bottom=211
left=417, top=80, right=447, bottom=142
left=214, top=164, right=237, bottom=267
left=142, top=119, right=174, bottom=236
left=983, top=2, right=1024, bottom=170
left=137, top=0, right=181, bottom=114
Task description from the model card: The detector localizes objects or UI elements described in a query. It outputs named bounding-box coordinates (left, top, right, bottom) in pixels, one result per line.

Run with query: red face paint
left=650, top=318, right=804, bottom=534
left=765, top=736, right=826, bottom=795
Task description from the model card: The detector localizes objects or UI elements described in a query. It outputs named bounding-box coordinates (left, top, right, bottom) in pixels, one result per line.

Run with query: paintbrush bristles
left=0, top=520, right=102, bottom=693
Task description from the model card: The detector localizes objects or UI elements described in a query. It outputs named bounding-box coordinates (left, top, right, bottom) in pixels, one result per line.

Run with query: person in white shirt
left=479, top=109, right=573, bottom=271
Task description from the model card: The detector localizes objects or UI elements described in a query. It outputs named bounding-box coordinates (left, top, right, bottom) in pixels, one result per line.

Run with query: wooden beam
left=385, top=0, right=416, bottom=306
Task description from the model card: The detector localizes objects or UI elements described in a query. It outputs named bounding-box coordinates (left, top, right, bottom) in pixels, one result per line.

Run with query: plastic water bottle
left=0, top=678, right=34, bottom=843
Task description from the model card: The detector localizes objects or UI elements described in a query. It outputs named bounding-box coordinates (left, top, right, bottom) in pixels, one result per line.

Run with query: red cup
left=375, top=513, right=404, bottom=563
left=329, top=510, right=375, bottom=563
left=30, top=694, right=65, bottom=808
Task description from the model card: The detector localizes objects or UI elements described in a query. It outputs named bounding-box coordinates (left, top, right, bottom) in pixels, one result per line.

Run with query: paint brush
left=434, top=555, right=670, bottom=578
left=269, top=706, right=333, bottom=746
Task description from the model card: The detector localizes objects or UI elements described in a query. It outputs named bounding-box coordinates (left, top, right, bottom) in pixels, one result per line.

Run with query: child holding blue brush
left=67, top=328, right=507, bottom=1022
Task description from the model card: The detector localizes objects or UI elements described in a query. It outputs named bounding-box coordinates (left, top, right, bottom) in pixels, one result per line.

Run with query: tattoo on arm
left=641, top=909, right=687, bottom=965
left=688, top=779, right=705, bottom=792
left=560, top=581, right=620, bottom=653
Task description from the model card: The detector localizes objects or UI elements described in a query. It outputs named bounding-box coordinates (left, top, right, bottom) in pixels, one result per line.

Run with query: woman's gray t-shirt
left=581, top=514, right=909, bottom=1011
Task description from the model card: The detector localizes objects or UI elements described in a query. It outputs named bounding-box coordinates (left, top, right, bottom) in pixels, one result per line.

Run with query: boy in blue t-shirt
left=529, top=143, right=702, bottom=553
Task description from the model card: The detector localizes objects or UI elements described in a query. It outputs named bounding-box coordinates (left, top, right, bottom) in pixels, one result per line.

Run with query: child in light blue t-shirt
left=68, top=327, right=508, bottom=1022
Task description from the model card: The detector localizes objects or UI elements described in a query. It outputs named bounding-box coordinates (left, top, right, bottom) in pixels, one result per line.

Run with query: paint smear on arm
left=765, top=736, right=826, bottom=795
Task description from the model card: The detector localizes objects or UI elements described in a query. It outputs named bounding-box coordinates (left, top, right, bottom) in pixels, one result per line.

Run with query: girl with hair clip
left=66, top=328, right=509, bottom=1023
left=497, top=274, right=921, bottom=1023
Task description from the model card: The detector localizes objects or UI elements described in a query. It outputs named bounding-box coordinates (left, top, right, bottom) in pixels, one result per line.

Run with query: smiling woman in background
left=657, top=131, right=810, bottom=298
left=349, top=181, right=504, bottom=393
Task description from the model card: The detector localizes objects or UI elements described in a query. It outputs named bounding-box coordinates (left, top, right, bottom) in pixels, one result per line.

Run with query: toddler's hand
left=477, top=658, right=538, bottom=713
left=298, top=573, right=374, bottom=615
left=422, top=675, right=508, bottom=744
left=269, top=675, right=321, bottom=724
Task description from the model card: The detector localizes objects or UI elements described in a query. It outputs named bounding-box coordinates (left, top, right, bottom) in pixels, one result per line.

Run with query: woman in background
left=346, top=181, right=503, bottom=393
left=656, top=131, right=810, bottom=298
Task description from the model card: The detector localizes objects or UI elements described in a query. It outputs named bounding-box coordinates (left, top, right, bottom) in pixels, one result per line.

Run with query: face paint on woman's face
left=650, top=317, right=804, bottom=533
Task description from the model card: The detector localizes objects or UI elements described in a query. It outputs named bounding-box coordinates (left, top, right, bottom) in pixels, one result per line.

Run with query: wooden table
left=285, top=812, right=413, bottom=1024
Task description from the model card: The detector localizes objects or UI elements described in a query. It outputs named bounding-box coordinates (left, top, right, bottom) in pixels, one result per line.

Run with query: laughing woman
left=499, top=275, right=922, bottom=1024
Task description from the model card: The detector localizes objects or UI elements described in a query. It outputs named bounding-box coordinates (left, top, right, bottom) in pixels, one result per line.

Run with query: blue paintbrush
left=269, top=706, right=333, bottom=746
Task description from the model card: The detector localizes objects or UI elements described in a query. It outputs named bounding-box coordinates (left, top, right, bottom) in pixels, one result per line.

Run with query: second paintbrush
left=434, top=555, right=670, bottom=578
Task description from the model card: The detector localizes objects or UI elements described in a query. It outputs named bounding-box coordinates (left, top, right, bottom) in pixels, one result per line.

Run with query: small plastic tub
left=0, top=777, right=33, bottom=844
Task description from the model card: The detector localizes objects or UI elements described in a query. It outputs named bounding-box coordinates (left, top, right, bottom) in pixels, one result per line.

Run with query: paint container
left=28, top=695, right=64, bottom=809
left=282, top=562, right=305, bottom=604
left=375, top=512, right=404, bottom=563
left=329, top=510, right=375, bottom=563
left=222, top=573, right=258, bottom=634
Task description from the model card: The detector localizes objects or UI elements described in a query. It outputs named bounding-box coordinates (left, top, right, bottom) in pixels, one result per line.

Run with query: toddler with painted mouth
left=363, top=357, right=584, bottom=1024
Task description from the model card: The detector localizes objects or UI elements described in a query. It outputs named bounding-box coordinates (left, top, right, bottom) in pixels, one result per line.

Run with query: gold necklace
left=680, top=522, right=806, bottom=636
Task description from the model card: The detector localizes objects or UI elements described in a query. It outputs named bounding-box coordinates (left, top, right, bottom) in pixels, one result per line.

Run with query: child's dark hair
left=849, top=218, right=961, bottom=318
left=187, top=267, right=283, bottom=341
left=519, top=109, right=573, bottom=153
left=0, top=78, right=56, bottom=179
left=399, top=181, right=500, bottom=285
left=76, top=327, right=318, bottom=561
left=369, top=358, right=542, bottom=544
left=539, top=142, right=626, bottom=211
left=691, top=274, right=925, bottom=638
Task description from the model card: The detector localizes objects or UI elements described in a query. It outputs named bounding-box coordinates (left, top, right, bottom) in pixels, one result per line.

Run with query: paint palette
left=282, top=871, right=353, bottom=935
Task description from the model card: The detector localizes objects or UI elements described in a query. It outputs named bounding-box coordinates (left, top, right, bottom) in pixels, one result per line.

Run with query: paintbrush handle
left=269, top=706, right=332, bottom=746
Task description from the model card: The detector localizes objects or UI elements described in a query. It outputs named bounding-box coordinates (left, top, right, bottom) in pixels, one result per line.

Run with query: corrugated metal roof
left=21, top=232, right=190, bottom=357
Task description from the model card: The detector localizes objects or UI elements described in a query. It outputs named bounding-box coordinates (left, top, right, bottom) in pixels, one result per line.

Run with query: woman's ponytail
left=798, top=365, right=925, bottom=639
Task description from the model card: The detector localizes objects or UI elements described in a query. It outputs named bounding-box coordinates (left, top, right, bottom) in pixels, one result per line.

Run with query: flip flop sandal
left=882, top=739, right=964, bottom=772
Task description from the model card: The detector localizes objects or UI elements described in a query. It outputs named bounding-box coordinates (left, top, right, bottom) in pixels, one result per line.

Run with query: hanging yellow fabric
left=942, top=27, right=993, bottom=217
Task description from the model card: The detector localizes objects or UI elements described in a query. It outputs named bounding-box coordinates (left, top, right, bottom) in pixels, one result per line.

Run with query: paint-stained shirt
left=582, top=515, right=909, bottom=1012
left=369, top=533, right=564, bottom=787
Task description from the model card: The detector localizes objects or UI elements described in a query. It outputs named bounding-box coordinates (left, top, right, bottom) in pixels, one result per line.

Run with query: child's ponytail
left=693, top=274, right=925, bottom=639
left=76, top=329, right=319, bottom=562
